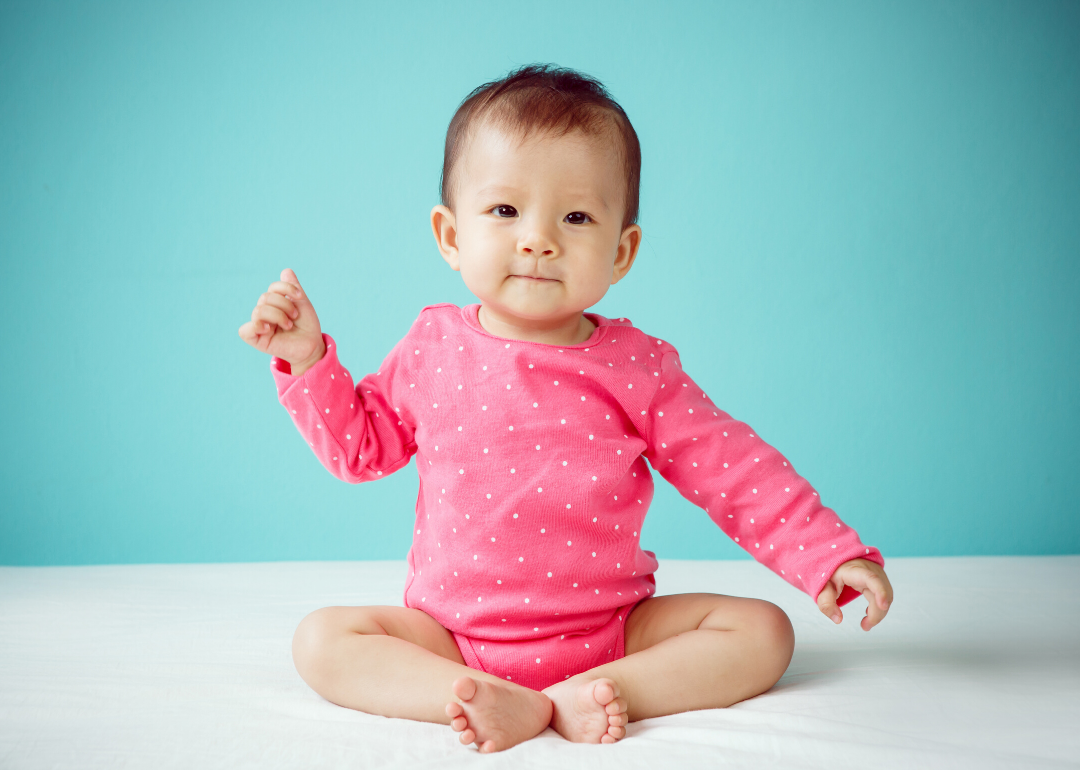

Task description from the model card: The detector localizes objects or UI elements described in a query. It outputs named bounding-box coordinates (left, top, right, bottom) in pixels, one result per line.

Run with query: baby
left=239, top=63, right=893, bottom=752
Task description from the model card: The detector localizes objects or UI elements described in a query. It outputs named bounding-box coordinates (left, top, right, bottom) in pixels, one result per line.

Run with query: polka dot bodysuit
left=271, top=303, right=884, bottom=689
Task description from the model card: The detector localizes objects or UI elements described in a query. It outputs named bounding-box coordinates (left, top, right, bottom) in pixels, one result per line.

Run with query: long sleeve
left=270, top=333, right=417, bottom=483
left=641, top=346, right=883, bottom=607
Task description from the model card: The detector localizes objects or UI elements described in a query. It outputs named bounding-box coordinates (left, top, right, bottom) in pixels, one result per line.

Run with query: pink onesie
left=271, top=303, right=884, bottom=690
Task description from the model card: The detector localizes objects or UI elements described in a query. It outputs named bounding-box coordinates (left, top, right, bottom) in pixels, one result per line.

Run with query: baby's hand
left=238, top=268, right=325, bottom=376
left=816, top=558, right=893, bottom=632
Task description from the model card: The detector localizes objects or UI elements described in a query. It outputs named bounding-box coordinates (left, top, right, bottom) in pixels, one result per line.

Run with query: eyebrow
left=474, top=185, right=610, bottom=211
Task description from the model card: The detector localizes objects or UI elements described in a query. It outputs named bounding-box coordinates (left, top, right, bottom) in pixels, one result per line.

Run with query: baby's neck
left=477, top=305, right=596, bottom=346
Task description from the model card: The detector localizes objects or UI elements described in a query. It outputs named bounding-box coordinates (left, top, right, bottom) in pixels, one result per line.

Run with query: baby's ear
left=430, top=204, right=460, bottom=269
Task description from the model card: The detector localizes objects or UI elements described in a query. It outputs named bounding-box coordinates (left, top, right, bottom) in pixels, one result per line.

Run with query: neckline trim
left=461, top=304, right=609, bottom=349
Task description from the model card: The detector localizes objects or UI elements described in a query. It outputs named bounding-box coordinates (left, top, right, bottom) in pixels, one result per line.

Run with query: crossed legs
left=291, top=593, right=794, bottom=752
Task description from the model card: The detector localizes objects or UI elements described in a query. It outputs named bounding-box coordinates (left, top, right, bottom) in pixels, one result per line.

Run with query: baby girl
left=238, top=63, right=894, bottom=752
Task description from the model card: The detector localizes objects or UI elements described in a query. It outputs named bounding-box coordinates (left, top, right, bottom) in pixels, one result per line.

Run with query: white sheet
left=1, top=556, right=1077, bottom=769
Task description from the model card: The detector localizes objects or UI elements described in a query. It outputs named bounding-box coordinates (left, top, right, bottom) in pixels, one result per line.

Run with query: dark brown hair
left=440, top=63, right=641, bottom=231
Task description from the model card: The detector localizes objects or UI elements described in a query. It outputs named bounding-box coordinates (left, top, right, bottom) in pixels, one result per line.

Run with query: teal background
left=1, top=1, right=1077, bottom=566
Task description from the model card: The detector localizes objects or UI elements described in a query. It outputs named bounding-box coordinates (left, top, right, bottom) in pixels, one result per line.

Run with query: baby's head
left=431, top=64, right=643, bottom=344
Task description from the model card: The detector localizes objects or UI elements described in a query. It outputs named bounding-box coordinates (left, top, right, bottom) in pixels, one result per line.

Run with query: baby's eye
left=491, top=205, right=518, bottom=218
left=565, top=212, right=592, bottom=225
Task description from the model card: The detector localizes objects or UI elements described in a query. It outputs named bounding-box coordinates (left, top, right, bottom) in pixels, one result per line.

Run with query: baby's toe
left=607, top=725, right=626, bottom=741
left=608, top=712, right=628, bottom=727
left=452, top=676, right=478, bottom=701
left=460, top=727, right=475, bottom=745
left=592, top=679, right=617, bottom=706
left=451, top=715, right=468, bottom=732
left=605, top=696, right=628, bottom=715
left=479, top=739, right=497, bottom=753
left=446, top=701, right=464, bottom=719
left=601, top=733, right=617, bottom=744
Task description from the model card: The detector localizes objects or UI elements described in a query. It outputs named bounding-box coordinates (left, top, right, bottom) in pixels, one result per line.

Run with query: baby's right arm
left=239, top=269, right=416, bottom=483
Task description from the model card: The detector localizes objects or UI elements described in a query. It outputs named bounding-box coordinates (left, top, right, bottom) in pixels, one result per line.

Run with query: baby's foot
left=444, top=676, right=553, bottom=753
left=543, top=676, right=628, bottom=744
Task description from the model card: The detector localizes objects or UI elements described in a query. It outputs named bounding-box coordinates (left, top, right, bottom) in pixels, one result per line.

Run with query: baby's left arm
left=817, top=558, right=894, bottom=631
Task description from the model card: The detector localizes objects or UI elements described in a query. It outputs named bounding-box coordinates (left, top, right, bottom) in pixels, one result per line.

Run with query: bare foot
left=444, top=676, right=554, bottom=753
left=542, top=676, right=629, bottom=744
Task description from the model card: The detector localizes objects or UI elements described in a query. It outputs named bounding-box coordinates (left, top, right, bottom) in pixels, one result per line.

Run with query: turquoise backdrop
left=2, top=1, right=1077, bottom=565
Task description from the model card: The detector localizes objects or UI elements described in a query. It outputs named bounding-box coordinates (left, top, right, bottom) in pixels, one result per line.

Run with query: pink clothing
left=271, top=303, right=883, bottom=688
left=453, top=598, right=642, bottom=690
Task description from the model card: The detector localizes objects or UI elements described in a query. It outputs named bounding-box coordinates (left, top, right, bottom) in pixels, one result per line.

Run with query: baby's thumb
left=281, top=267, right=303, bottom=291
left=816, top=582, right=842, bottom=624
left=280, top=268, right=310, bottom=305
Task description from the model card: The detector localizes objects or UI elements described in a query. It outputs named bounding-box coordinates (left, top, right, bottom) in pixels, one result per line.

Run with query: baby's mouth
left=513, top=275, right=557, bottom=282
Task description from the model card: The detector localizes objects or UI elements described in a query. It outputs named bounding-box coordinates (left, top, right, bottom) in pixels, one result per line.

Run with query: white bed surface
left=1, top=556, right=1078, bottom=769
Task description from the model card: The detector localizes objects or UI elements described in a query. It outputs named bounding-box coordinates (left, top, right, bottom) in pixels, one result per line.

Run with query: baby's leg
left=541, top=593, right=794, bottom=741
left=292, top=606, right=552, bottom=752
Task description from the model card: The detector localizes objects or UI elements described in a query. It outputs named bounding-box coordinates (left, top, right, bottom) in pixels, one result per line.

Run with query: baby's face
left=431, top=121, right=641, bottom=344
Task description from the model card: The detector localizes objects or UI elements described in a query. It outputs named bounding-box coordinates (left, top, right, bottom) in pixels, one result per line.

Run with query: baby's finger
left=257, top=290, right=299, bottom=320
left=863, top=571, right=892, bottom=611
left=816, top=581, right=843, bottom=624
left=238, top=320, right=262, bottom=346
left=251, top=304, right=293, bottom=331
left=266, top=280, right=304, bottom=303
left=861, top=587, right=887, bottom=630
left=281, top=268, right=304, bottom=294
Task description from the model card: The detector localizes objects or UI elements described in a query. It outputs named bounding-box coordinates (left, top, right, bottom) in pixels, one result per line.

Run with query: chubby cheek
left=458, top=253, right=508, bottom=297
